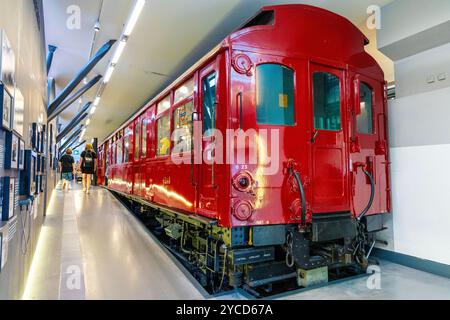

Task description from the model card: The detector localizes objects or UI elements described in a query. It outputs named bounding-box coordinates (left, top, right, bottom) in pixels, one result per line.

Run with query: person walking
left=58, top=148, right=76, bottom=191
left=80, top=143, right=98, bottom=194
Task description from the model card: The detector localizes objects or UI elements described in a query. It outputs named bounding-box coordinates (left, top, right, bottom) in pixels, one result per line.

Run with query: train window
left=357, top=82, right=374, bottom=134
left=157, top=95, right=171, bottom=115
left=174, top=78, right=195, bottom=104
left=124, top=137, right=130, bottom=163
left=141, top=119, right=147, bottom=158
left=157, top=114, right=171, bottom=156
left=202, top=72, right=217, bottom=135
left=134, top=123, right=140, bottom=161
left=173, top=100, right=194, bottom=152
left=313, top=72, right=341, bottom=131
left=256, top=64, right=295, bottom=126
left=117, top=139, right=123, bottom=165
left=124, top=128, right=132, bottom=163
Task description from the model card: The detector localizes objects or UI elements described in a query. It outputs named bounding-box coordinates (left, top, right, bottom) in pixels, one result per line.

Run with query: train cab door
left=196, top=60, right=220, bottom=218
left=309, top=63, right=349, bottom=213
left=349, top=73, right=387, bottom=217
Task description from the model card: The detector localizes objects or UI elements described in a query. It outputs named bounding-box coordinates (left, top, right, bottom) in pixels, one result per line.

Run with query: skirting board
left=373, top=248, right=450, bottom=279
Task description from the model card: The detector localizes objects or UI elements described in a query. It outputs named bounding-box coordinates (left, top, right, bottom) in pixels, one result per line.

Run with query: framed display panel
left=0, top=30, right=15, bottom=94
left=32, top=153, right=37, bottom=195
left=13, top=88, right=24, bottom=136
left=0, top=221, right=9, bottom=270
left=40, top=125, right=46, bottom=154
left=39, top=174, right=44, bottom=193
left=30, top=123, right=38, bottom=151
left=4, top=131, right=19, bottom=169
left=36, top=154, right=42, bottom=174
left=34, top=174, right=39, bottom=195
left=18, top=138, right=24, bottom=170
left=0, top=83, right=13, bottom=130
left=40, top=155, right=45, bottom=172
left=1, top=176, right=16, bottom=221
left=20, top=150, right=36, bottom=197
left=0, top=132, right=4, bottom=170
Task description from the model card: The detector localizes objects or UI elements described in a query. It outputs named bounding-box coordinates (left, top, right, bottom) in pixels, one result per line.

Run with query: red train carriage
left=97, top=4, right=391, bottom=293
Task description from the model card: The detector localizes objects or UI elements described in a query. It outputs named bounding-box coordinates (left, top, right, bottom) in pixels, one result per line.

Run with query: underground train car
left=97, top=4, right=391, bottom=294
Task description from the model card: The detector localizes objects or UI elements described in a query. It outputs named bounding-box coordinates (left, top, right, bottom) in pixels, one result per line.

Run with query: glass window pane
left=134, top=123, right=140, bottom=160
left=256, top=64, right=295, bottom=126
left=202, top=73, right=216, bottom=135
left=313, top=72, right=341, bottom=131
left=141, top=119, right=147, bottom=157
left=173, top=101, right=194, bottom=152
left=124, top=128, right=132, bottom=163
left=357, top=82, right=374, bottom=134
left=117, top=140, right=123, bottom=164
left=157, top=95, right=171, bottom=115
left=157, top=114, right=171, bottom=156
left=174, top=78, right=195, bottom=104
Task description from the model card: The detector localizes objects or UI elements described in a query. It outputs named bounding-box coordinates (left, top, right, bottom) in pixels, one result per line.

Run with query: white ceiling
left=44, top=0, right=394, bottom=142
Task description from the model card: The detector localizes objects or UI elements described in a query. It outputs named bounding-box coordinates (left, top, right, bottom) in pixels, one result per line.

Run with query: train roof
left=102, top=4, right=383, bottom=145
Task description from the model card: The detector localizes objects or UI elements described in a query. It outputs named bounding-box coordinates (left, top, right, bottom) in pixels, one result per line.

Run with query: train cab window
left=141, top=119, right=147, bottom=158
left=174, top=78, right=194, bottom=104
left=357, top=82, right=374, bottom=134
left=157, top=114, right=171, bottom=156
left=134, top=123, right=140, bottom=161
left=174, top=100, right=194, bottom=152
left=256, top=64, right=295, bottom=126
left=313, top=72, right=341, bottom=131
left=157, top=95, right=171, bottom=115
left=202, top=72, right=217, bottom=136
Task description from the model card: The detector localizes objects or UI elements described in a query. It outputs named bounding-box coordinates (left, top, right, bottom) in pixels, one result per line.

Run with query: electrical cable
left=357, top=169, right=375, bottom=221
left=20, top=201, right=32, bottom=255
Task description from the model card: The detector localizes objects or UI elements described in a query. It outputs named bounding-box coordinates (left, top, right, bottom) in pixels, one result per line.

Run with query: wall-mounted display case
left=4, top=131, right=19, bottom=170
left=30, top=122, right=38, bottom=152
left=0, top=83, right=13, bottom=131
left=0, top=30, right=15, bottom=95
left=1, top=176, right=16, bottom=221
left=19, top=150, right=36, bottom=197
left=18, top=139, right=24, bottom=170
left=13, top=88, right=24, bottom=137
left=0, top=29, right=15, bottom=134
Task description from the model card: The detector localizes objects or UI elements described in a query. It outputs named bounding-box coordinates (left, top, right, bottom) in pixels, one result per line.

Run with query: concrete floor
left=23, top=183, right=450, bottom=300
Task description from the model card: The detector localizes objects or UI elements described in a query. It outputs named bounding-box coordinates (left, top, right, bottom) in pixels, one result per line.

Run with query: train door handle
left=311, top=130, right=319, bottom=143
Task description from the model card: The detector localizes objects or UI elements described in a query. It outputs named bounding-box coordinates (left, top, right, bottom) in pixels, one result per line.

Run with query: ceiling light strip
left=86, top=0, right=146, bottom=136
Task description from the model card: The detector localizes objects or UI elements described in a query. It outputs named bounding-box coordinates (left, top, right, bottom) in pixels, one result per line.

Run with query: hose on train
left=357, top=169, right=375, bottom=221
left=352, top=167, right=376, bottom=263
left=288, top=167, right=307, bottom=229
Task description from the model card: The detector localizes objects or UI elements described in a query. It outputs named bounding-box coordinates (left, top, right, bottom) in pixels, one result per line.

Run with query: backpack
left=83, top=151, right=95, bottom=169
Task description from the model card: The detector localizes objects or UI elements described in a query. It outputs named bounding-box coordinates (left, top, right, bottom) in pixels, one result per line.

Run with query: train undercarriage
left=113, top=190, right=382, bottom=297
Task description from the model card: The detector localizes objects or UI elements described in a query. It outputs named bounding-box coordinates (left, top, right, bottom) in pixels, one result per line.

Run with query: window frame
left=134, top=121, right=140, bottom=161
left=141, top=118, right=148, bottom=159
left=356, top=81, right=376, bottom=135
left=172, top=97, right=195, bottom=155
left=312, top=71, right=343, bottom=132
left=174, top=77, right=195, bottom=105
left=154, top=94, right=172, bottom=158
left=255, top=63, right=296, bottom=127
left=201, top=71, right=217, bottom=136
